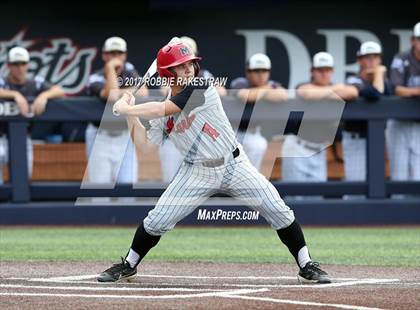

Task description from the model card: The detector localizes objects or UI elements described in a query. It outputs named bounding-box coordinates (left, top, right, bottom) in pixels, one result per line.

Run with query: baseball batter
left=98, top=42, right=330, bottom=284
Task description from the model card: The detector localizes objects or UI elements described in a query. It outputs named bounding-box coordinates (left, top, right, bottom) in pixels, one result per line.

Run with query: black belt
left=232, top=147, right=240, bottom=158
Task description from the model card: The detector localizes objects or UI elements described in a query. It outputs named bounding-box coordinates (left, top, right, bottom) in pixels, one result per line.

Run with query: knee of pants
left=269, top=210, right=295, bottom=230
left=143, top=215, right=174, bottom=236
left=258, top=197, right=296, bottom=230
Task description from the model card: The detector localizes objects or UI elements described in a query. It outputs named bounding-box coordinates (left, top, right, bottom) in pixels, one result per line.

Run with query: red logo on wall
left=0, top=28, right=97, bottom=95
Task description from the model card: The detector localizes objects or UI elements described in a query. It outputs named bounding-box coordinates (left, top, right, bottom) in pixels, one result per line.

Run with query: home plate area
left=1, top=262, right=419, bottom=309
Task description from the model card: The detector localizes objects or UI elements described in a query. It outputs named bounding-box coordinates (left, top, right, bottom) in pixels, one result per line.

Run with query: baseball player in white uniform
left=98, top=42, right=330, bottom=284
left=230, top=53, right=288, bottom=171
left=158, top=36, right=226, bottom=182
left=344, top=42, right=392, bottom=184
left=86, top=37, right=147, bottom=187
left=0, top=47, right=65, bottom=184
left=387, top=22, right=420, bottom=186
left=284, top=52, right=357, bottom=198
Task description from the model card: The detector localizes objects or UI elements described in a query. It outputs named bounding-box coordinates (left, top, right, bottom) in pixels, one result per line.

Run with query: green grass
left=0, top=226, right=419, bottom=267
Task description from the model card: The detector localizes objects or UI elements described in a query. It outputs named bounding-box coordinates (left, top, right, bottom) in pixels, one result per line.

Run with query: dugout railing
left=0, top=96, right=419, bottom=206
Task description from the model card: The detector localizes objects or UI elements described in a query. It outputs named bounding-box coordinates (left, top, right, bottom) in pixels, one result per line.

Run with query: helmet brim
left=159, top=56, right=202, bottom=69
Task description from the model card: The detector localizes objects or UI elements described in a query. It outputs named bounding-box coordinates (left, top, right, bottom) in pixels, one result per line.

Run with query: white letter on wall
left=318, top=30, right=381, bottom=83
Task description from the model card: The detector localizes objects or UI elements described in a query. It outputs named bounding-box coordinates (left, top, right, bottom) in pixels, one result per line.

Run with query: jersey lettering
left=175, top=114, right=196, bottom=133
left=166, top=116, right=174, bottom=134
left=202, top=123, right=220, bottom=141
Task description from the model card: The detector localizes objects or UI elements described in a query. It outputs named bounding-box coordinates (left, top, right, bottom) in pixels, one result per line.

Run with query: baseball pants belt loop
left=350, top=132, right=367, bottom=139
left=187, top=147, right=240, bottom=168
left=296, top=139, right=324, bottom=152
left=98, top=129, right=124, bottom=137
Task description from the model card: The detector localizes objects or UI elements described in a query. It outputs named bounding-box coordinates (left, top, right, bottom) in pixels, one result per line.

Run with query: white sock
left=297, top=246, right=311, bottom=268
left=125, top=248, right=140, bottom=268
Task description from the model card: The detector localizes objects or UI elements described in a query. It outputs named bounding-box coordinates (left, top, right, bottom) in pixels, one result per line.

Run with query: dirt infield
left=0, top=262, right=419, bottom=309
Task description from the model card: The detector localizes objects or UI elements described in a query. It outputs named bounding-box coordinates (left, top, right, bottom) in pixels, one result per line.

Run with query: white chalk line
left=375, top=282, right=420, bottom=286
left=221, top=294, right=385, bottom=310
left=0, top=288, right=386, bottom=310
left=226, top=278, right=399, bottom=288
left=39, top=273, right=360, bottom=282
left=0, top=284, right=225, bottom=292
left=0, top=279, right=400, bottom=290
left=0, top=277, right=401, bottom=309
left=150, top=279, right=399, bottom=289
left=0, top=288, right=268, bottom=300
left=3, top=275, right=401, bottom=289
left=40, top=274, right=98, bottom=281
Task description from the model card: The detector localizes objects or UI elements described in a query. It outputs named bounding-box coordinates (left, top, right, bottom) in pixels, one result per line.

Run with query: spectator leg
left=386, top=120, right=409, bottom=181
left=116, top=133, right=138, bottom=184
left=240, top=130, right=268, bottom=171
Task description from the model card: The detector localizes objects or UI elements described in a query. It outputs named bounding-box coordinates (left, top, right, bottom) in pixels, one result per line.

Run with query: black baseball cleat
left=97, top=257, right=137, bottom=283
left=298, top=262, right=331, bottom=284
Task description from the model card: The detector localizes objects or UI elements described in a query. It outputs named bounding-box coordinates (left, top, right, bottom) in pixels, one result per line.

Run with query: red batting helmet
left=157, top=42, right=201, bottom=78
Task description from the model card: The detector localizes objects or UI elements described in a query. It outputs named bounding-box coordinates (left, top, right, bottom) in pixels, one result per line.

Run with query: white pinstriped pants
left=386, top=120, right=420, bottom=181
left=342, top=131, right=366, bottom=181
left=143, top=148, right=295, bottom=236
left=157, top=138, right=268, bottom=184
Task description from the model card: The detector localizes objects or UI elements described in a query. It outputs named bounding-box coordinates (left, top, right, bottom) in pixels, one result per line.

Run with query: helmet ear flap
left=168, top=68, right=177, bottom=78
left=193, top=61, right=200, bottom=77
left=158, top=68, right=175, bottom=78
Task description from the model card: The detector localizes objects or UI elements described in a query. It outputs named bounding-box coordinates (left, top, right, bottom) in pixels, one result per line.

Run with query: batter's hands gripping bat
left=112, top=36, right=181, bottom=116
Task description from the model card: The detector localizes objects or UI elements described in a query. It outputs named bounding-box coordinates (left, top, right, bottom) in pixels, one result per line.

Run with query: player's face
left=311, top=67, right=333, bottom=86
left=358, top=54, right=382, bottom=70
left=412, top=37, right=420, bottom=54
left=171, top=60, right=195, bottom=83
left=246, top=69, right=270, bottom=87
left=8, top=62, right=29, bottom=81
left=102, top=51, right=127, bottom=63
